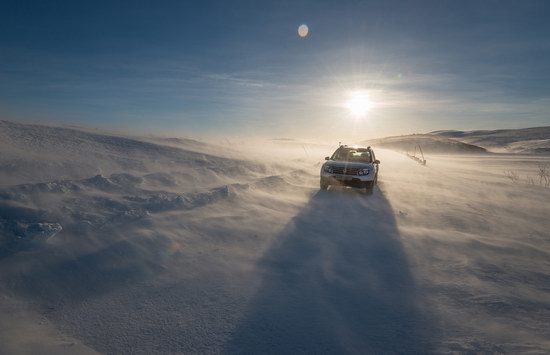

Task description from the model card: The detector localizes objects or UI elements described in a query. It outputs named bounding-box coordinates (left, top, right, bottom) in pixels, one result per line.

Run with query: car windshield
left=331, top=148, right=372, bottom=162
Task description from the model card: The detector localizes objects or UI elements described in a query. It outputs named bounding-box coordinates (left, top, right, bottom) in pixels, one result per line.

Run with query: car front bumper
left=320, top=173, right=374, bottom=188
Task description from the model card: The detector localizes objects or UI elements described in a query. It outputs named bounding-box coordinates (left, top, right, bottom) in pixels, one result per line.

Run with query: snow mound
left=0, top=207, right=62, bottom=254
left=142, top=172, right=178, bottom=187
left=83, top=174, right=120, bottom=191
left=24, top=223, right=63, bottom=241
left=14, top=180, right=81, bottom=194
left=252, top=170, right=317, bottom=193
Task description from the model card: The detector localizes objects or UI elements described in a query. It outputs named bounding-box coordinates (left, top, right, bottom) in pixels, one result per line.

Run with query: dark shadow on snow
left=226, top=187, right=439, bottom=354
left=1, top=237, right=165, bottom=306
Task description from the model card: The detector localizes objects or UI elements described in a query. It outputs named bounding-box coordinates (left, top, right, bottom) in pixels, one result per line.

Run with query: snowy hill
left=363, top=134, right=487, bottom=154
left=0, top=120, right=257, bottom=186
left=430, top=126, right=550, bottom=153
left=365, top=126, right=550, bottom=155
left=1, top=121, right=550, bottom=354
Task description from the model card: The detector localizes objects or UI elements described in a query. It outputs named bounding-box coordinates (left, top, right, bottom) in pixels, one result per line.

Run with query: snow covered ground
left=368, top=126, right=550, bottom=155
left=430, top=127, right=550, bottom=154
left=1, top=121, right=550, bottom=354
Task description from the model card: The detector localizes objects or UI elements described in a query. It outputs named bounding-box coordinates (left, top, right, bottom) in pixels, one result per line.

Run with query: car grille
left=332, top=167, right=360, bottom=175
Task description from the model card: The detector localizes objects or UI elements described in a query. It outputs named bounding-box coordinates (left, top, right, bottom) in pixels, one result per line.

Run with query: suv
left=320, top=145, right=380, bottom=194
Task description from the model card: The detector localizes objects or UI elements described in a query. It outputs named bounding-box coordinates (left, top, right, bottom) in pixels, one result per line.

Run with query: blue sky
left=1, top=0, right=549, bottom=139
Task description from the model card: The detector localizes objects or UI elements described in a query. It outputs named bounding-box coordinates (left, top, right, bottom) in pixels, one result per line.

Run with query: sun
left=346, top=91, right=373, bottom=117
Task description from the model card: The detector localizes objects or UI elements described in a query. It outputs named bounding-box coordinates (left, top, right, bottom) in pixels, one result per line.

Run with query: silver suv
left=320, top=145, right=380, bottom=194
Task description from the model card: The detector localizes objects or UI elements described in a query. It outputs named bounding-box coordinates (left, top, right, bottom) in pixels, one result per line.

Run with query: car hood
left=325, top=160, right=373, bottom=168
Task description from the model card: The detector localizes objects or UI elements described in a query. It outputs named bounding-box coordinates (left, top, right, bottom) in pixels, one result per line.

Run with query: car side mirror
left=325, top=156, right=330, bottom=160
left=374, top=159, right=380, bottom=164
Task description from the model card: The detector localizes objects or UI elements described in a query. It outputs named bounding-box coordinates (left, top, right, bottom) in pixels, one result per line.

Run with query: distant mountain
left=363, top=134, right=487, bottom=154
left=429, top=126, right=550, bottom=153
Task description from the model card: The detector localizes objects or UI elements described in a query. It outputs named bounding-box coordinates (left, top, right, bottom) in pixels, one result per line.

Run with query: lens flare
left=157, top=241, right=182, bottom=269
left=298, top=24, right=309, bottom=38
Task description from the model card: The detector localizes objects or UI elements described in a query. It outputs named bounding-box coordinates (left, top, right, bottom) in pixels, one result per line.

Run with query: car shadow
left=226, top=188, right=439, bottom=354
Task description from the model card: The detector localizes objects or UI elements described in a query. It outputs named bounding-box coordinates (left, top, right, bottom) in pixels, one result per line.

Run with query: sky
left=1, top=0, right=549, bottom=140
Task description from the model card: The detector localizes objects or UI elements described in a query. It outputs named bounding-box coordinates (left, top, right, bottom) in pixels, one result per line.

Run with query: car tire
left=365, top=181, right=374, bottom=195
left=320, top=179, right=329, bottom=190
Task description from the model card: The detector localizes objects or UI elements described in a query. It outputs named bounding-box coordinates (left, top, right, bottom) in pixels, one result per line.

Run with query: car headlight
left=323, top=165, right=334, bottom=173
left=358, top=168, right=370, bottom=176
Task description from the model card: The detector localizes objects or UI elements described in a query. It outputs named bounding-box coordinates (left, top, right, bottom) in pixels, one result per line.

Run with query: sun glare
left=346, top=91, right=373, bottom=117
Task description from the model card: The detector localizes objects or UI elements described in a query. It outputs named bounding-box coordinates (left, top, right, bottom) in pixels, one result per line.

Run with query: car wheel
left=365, top=181, right=374, bottom=195
left=320, top=179, right=329, bottom=190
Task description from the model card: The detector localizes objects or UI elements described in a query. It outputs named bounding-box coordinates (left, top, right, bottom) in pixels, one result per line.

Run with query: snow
left=430, top=126, right=550, bottom=154
left=368, top=126, right=550, bottom=155
left=1, top=121, right=550, bottom=354
left=0, top=295, right=98, bottom=355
